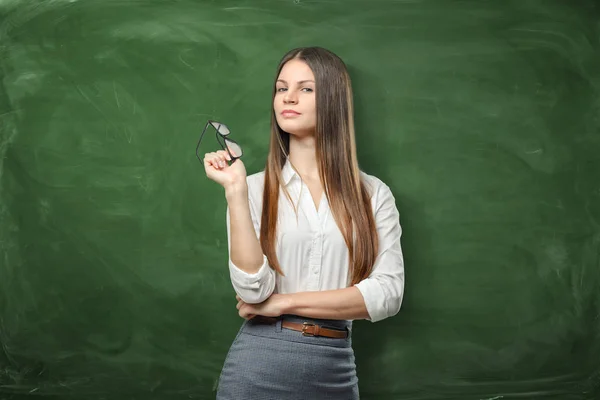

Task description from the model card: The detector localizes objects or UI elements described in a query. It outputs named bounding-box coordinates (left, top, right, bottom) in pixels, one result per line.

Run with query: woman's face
left=273, top=59, right=317, bottom=138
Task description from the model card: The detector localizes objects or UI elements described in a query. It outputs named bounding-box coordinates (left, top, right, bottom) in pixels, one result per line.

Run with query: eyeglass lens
left=210, top=121, right=243, bottom=158
left=224, top=138, right=242, bottom=158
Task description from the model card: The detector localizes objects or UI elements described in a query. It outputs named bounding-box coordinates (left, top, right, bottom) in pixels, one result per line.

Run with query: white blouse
left=226, top=159, right=405, bottom=323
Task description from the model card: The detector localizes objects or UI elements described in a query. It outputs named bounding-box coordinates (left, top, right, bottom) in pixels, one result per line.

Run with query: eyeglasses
left=196, top=120, right=243, bottom=164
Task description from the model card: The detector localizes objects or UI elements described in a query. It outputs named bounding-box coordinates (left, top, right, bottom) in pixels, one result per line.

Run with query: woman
left=203, top=46, right=405, bottom=399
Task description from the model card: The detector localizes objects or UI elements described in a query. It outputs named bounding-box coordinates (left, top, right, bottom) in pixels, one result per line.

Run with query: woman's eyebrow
left=276, top=79, right=315, bottom=84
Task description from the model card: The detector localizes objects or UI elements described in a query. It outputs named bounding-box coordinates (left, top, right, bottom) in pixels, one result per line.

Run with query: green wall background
left=1, top=0, right=599, bottom=398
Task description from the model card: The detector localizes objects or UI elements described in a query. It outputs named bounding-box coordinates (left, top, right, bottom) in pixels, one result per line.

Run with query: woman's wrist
left=276, top=293, right=295, bottom=316
left=224, top=180, right=248, bottom=201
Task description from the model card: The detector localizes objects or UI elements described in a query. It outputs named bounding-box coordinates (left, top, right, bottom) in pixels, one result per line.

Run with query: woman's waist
left=242, top=314, right=353, bottom=347
left=257, top=314, right=352, bottom=329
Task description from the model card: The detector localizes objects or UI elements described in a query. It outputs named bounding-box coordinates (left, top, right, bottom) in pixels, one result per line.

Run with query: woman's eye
left=302, top=88, right=313, bottom=92
left=277, top=87, right=287, bottom=92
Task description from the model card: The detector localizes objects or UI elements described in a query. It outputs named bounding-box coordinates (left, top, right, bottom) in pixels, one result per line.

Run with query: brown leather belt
left=282, top=321, right=348, bottom=339
left=254, top=316, right=348, bottom=339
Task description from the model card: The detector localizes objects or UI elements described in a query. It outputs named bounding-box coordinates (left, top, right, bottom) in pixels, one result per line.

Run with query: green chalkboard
left=1, top=0, right=599, bottom=399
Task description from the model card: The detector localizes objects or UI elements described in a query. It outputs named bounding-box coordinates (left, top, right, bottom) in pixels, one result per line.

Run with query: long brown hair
left=259, top=47, right=378, bottom=286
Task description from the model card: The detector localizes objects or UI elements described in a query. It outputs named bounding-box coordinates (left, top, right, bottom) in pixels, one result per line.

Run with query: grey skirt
left=216, top=314, right=359, bottom=400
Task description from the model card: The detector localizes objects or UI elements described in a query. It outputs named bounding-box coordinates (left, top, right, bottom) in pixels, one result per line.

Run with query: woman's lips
left=281, top=109, right=301, bottom=117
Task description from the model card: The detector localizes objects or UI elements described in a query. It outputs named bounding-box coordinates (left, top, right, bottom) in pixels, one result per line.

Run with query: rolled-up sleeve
left=226, top=199, right=276, bottom=304
left=354, top=183, right=405, bottom=322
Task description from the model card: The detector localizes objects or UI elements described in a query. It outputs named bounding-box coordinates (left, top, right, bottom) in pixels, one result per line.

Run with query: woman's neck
left=288, top=134, right=320, bottom=182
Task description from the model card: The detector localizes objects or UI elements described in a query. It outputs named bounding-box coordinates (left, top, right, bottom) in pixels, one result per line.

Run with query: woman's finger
left=204, top=153, right=225, bottom=169
left=212, top=151, right=228, bottom=165
left=203, top=153, right=217, bottom=166
left=217, top=150, right=232, bottom=161
left=202, top=152, right=213, bottom=165
left=213, top=153, right=227, bottom=168
left=239, top=304, right=256, bottom=320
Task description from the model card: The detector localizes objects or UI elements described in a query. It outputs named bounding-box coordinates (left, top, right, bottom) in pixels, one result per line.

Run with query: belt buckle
left=301, top=322, right=316, bottom=337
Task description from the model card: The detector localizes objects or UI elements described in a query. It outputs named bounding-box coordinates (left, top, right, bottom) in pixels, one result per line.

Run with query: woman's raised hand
left=203, top=150, right=247, bottom=190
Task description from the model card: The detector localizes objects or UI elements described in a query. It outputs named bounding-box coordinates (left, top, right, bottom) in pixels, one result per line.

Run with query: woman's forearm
left=226, top=182, right=264, bottom=274
left=282, top=287, right=370, bottom=321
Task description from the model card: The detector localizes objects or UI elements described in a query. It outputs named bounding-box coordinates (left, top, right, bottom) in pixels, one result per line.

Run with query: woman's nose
left=283, top=90, right=297, bottom=104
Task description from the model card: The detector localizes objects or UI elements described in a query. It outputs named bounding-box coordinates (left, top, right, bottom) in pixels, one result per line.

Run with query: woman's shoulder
left=359, top=170, right=391, bottom=196
left=359, top=170, right=397, bottom=210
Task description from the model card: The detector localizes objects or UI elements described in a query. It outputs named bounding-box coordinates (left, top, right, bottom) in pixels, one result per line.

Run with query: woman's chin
left=286, top=129, right=315, bottom=140
left=278, top=123, right=315, bottom=138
